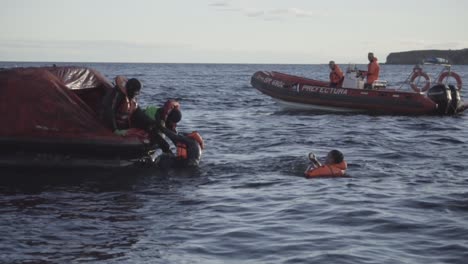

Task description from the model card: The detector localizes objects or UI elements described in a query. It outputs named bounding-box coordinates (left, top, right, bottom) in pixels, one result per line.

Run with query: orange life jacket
left=329, top=65, right=344, bottom=85
left=160, top=99, right=180, bottom=131
left=114, top=76, right=138, bottom=128
left=305, top=161, right=347, bottom=178
left=176, top=142, right=188, bottom=159
left=366, top=58, right=380, bottom=84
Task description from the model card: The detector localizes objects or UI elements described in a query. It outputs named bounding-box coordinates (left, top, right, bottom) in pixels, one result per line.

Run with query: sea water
left=1, top=62, right=468, bottom=264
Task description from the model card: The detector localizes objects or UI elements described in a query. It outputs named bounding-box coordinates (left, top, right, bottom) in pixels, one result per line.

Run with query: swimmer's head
left=326, top=150, right=344, bottom=164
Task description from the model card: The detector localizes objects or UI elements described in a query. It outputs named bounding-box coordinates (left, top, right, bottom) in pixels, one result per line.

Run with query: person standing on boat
left=359, top=52, right=380, bottom=89
left=328, top=61, right=344, bottom=88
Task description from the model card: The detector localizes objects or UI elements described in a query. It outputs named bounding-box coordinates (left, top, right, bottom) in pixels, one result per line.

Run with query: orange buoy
left=437, top=71, right=463, bottom=91
left=410, top=68, right=431, bottom=92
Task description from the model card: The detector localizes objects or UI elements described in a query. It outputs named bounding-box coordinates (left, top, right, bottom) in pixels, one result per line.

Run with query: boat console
left=342, top=64, right=365, bottom=89
left=342, top=64, right=387, bottom=89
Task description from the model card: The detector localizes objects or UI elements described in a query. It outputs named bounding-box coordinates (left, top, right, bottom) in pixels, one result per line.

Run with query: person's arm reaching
left=159, top=126, right=188, bottom=145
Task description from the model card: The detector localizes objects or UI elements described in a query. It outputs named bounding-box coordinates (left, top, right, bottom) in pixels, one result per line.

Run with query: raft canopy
left=0, top=66, right=115, bottom=139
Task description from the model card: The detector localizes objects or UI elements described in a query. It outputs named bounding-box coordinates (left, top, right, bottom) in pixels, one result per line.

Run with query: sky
left=1, top=0, right=467, bottom=64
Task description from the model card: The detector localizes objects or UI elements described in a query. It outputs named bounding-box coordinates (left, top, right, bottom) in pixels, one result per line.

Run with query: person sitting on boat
left=101, top=76, right=176, bottom=154
left=358, top=52, right=380, bottom=89
left=304, top=150, right=347, bottom=178
left=102, top=76, right=154, bottom=135
left=154, top=126, right=205, bottom=169
left=328, top=61, right=344, bottom=88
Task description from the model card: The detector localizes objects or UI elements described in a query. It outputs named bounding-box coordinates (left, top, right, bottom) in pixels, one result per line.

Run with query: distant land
left=385, top=48, right=468, bottom=65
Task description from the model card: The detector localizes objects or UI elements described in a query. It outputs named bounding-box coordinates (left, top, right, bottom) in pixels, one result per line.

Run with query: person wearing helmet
left=102, top=75, right=154, bottom=135
left=154, top=125, right=204, bottom=168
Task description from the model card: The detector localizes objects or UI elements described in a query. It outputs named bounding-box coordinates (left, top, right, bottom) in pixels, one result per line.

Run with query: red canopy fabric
left=0, top=67, right=142, bottom=142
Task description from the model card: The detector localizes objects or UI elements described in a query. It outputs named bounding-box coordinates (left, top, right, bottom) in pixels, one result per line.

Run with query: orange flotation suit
left=366, top=58, right=380, bottom=85
left=305, top=161, right=347, bottom=178
left=176, top=142, right=188, bottom=159
left=329, top=64, right=344, bottom=86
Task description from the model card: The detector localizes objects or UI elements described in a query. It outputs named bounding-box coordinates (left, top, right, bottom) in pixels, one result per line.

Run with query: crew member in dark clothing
left=154, top=99, right=181, bottom=132
left=144, top=99, right=182, bottom=153
left=155, top=126, right=204, bottom=169
left=101, top=76, right=171, bottom=152
left=102, top=76, right=153, bottom=134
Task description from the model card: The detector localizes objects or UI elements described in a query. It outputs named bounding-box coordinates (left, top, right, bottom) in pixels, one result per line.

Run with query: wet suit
left=155, top=127, right=202, bottom=169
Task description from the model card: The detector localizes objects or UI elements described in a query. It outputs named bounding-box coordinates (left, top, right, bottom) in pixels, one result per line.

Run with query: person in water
left=154, top=125, right=204, bottom=169
left=359, top=52, right=380, bottom=89
left=101, top=76, right=177, bottom=153
left=328, top=60, right=344, bottom=88
left=304, top=149, right=347, bottom=178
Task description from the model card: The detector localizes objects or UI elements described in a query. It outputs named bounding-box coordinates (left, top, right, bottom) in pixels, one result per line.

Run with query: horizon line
left=0, top=60, right=376, bottom=65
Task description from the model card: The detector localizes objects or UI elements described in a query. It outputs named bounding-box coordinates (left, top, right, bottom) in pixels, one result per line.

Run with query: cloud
left=270, top=8, right=324, bottom=18
left=209, top=0, right=230, bottom=7
left=245, top=7, right=326, bottom=20
left=210, top=2, right=326, bottom=21
left=245, top=9, right=265, bottom=18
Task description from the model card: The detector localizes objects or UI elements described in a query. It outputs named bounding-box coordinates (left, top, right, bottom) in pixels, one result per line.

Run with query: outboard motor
left=427, top=84, right=452, bottom=115
left=448, top=85, right=462, bottom=114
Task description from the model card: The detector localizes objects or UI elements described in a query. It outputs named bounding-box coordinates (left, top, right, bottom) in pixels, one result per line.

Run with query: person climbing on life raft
left=304, top=150, right=347, bottom=178
left=153, top=123, right=205, bottom=169
left=101, top=76, right=182, bottom=154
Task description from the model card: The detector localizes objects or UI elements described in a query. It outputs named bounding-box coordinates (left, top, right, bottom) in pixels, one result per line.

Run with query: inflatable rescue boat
left=251, top=65, right=466, bottom=115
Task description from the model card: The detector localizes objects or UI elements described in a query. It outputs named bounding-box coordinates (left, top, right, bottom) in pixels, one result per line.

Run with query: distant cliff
left=386, top=49, right=468, bottom=65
